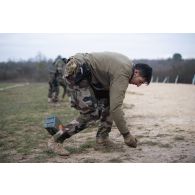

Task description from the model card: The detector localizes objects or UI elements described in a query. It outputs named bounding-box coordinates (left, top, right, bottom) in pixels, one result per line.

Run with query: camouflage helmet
left=64, top=58, right=78, bottom=77
left=53, top=56, right=67, bottom=72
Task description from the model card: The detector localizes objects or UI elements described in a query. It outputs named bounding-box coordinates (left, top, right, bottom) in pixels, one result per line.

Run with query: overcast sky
left=0, top=33, right=195, bottom=61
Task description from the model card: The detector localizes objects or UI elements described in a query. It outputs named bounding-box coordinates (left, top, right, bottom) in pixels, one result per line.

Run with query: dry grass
left=0, top=82, right=78, bottom=162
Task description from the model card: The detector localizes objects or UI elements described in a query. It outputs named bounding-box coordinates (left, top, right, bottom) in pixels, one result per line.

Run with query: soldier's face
left=130, top=70, right=146, bottom=87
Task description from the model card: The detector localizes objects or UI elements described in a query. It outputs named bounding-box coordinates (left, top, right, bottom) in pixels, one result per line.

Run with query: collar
left=129, top=63, right=135, bottom=82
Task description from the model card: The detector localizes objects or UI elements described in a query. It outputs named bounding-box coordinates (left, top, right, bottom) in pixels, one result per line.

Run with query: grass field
left=0, top=82, right=78, bottom=162
left=1, top=82, right=195, bottom=163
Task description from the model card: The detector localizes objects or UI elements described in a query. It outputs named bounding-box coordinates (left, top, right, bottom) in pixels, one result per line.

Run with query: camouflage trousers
left=48, top=77, right=68, bottom=102
left=54, top=79, right=113, bottom=143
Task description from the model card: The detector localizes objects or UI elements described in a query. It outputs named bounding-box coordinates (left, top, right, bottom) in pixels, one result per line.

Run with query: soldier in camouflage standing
left=47, top=52, right=152, bottom=155
left=48, top=56, right=68, bottom=103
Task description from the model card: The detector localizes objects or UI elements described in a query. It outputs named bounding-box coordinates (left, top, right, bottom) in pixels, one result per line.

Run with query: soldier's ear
left=134, top=69, right=141, bottom=76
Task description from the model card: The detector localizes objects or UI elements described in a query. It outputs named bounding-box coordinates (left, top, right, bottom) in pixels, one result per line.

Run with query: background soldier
left=47, top=52, right=152, bottom=155
left=48, top=56, right=68, bottom=103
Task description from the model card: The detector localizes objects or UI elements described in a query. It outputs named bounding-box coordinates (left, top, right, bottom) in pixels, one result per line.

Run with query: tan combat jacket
left=73, top=52, right=133, bottom=135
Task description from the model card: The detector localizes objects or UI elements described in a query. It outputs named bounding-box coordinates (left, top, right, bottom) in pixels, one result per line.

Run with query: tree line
left=0, top=53, right=195, bottom=84
left=0, top=57, right=53, bottom=82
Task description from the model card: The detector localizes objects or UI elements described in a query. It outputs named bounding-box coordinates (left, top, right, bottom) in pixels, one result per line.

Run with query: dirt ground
left=1, top=83, right=195, bottom=163
left=45, top=83, right=195, bottom=163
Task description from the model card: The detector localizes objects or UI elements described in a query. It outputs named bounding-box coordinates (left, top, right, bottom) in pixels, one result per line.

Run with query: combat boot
left=123, top=132, right=137, bottom=148
left=95, top=136, right=123, bottom=151
left=48, top=98, right=52, bottom=103
left=96, top=136, right=116, bottom=147
left=52, top=97, right=59, bottom=103
left=47, top=137, right=70, bottom=156
left=96, top=136, right=108, bottom=144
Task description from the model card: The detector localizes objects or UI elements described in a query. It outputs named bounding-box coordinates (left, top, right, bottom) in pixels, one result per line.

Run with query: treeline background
left=0, top=53, right=195, bottom=84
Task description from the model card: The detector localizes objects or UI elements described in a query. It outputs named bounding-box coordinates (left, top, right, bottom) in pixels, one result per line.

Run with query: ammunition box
left=44, top=115, right=62, bottom=135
